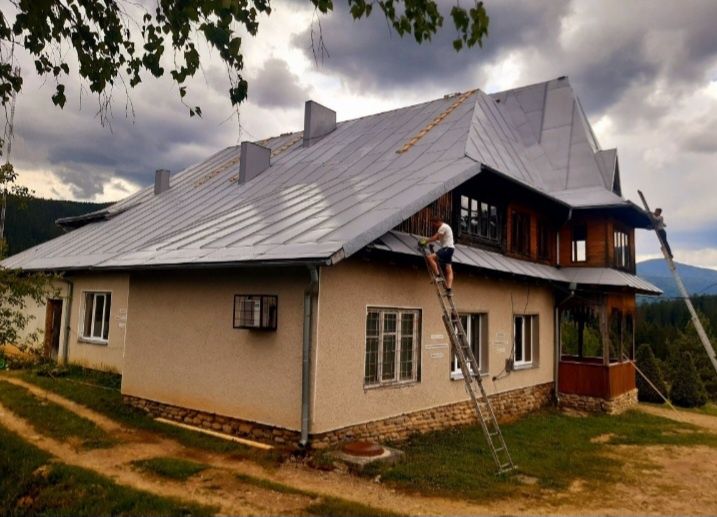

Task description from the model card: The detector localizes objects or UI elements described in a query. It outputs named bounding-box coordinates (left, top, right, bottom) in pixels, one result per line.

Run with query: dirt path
left=637, top=403, right=717, bottom=432
left=3, top=376, right=717, bottom=516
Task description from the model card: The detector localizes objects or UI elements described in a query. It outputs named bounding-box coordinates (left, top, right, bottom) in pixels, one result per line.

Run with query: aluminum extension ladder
left=638, top=191, right=717, bottom=376
left=419, top=243, right=516, bottom=474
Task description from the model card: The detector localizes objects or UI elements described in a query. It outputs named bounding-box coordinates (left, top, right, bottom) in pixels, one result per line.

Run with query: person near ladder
left=419, top=215, right=455, bottom=295
left=652, top=208, right=673, bottom=258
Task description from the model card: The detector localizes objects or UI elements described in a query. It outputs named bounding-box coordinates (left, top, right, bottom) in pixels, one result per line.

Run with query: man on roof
left=652, top=208, right=673, bottom=259
left=420, top=215, right=455, bottom=296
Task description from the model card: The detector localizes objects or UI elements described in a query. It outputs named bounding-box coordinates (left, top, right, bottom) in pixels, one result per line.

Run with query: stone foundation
left=310, top=382, right=554, bottom=448
left=124, top=382, right=554, bottom=449
left=558, top=388, right=638, bottom=415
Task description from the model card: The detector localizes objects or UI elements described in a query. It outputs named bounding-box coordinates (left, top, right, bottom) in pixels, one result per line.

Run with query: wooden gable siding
left=559, top=216, right=636, bottom=272
left=394, top=193, right=453, bottom=238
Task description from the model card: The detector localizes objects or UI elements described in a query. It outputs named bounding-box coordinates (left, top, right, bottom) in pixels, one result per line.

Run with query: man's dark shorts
left=436, top=247, right=454, bottom=266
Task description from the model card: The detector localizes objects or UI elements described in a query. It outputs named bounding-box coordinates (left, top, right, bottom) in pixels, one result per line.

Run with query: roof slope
left=3, top=77, right=647, bottom=278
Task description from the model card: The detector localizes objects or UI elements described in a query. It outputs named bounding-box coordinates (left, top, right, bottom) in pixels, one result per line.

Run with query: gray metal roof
left=372, top=231, right=662, bottom=295
left=4, top=78, right=650, bottom=287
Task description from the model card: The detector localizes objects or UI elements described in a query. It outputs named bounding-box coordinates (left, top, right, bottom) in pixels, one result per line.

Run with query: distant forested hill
left=637, top=259, right=717, bottom=299
left=3, top=195, right=109, bottom=256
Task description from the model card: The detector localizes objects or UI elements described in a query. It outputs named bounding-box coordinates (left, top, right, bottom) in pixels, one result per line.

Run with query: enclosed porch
left=558, top=293, right=636, bottom=402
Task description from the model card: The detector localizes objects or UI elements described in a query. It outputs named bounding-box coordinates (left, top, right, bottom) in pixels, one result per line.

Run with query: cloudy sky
left=5, top=0, right=717, bottom=268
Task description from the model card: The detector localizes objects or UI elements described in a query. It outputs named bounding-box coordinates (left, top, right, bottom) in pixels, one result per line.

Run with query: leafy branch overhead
left=0, top=0, right=489, bottom=117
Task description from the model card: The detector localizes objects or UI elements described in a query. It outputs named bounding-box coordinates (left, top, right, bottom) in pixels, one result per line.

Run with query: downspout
left=301, top=266, right=319, bottom=447
left=554, top=283, right=576, bottom=405
left=59, top=276, right=74, bottom=364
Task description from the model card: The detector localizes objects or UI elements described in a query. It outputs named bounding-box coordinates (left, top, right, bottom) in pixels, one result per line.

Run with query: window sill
left=363, top=380, right=418, bottom=391
left=513, top=363, right=537, bottom=371
left=78, top=337, right=109, bottom=346
left=450, top=371, right=489, bottom=381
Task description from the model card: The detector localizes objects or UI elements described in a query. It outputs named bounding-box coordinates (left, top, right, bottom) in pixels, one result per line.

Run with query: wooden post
left=599, top=303, right=610, bottom=366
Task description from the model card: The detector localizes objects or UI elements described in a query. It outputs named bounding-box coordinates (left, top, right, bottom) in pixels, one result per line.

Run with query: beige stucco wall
left=66, top=273, right=130, bottom=372
left=121, top=268, right=308, bottom=431
left=312, top=257, right=556, bottom=433
left=13, top=279, right=68, bottom=351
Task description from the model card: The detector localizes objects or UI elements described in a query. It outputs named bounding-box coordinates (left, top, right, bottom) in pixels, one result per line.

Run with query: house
left=4, top=77, right=661, bottom=448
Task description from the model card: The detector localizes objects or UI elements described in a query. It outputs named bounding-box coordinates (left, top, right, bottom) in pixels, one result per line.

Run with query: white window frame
left=364, top=307, right=421, bottom=388
left=80, top=291, right=112, bottom=344
left=514, top=314, right=537, bottom=367
left=613, top=230, right=630, bottom=269
left=451, top=313, right=487, bottom=379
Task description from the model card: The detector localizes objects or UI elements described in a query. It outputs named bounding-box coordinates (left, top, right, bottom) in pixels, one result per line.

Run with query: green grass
left=303, top=497, right=403, bottom=517
left=690, top=403, right=717, bottom=417
left=235, top=473, right=402, bottom=516
left=361, top=408, right=717, bottom=501
left=0, top=424, right=215, bottom=516
left=0, top=380, right=115, bottom=449
left=132, top=457, right=209, bottom=481
left=15, top=369, right=282, bottom=466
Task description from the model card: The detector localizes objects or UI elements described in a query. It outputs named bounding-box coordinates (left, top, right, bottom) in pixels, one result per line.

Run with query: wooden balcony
left=558, top=357, right=636, bottom=399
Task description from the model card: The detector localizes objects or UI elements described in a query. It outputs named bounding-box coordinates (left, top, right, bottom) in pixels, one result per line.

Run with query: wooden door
left=43, top=300, right=63, bottom=359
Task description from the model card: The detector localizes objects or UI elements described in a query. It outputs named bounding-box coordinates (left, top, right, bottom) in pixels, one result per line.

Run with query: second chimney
left=154, top=169, right=170, bottom=195
left=303, top=100, right=336, bottom=147
left=239, top=141, right=271, bottom=184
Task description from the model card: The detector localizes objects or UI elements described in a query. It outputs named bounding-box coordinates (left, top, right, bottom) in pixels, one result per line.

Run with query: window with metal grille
left=82, top=292, right=111, bottom=343
left=364, top=308, right=420, bottom=387
left=571, top=224, right=587, bottom=262
left=613, top=230, right=631, bottom=269
left=510, top=211, right=531, bottom=256
left=233, top=295, right=278, bottom=330
left=451, top=313, right=488, bottom=379
left=514, top=314, right=538, bottom=367
left=459, top=195, right=501, bottom=244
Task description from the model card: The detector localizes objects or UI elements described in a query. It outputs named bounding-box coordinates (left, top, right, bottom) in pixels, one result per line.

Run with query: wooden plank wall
left=394, top=193, right=453, bottom=237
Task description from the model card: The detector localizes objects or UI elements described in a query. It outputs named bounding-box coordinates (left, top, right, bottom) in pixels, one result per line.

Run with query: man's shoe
left=446, top=288, right=453, bottom=297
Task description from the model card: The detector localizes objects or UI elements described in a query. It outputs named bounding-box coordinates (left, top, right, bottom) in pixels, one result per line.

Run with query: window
left=510, top=211, right=531, bottom=256
left=571, top=224, right=587, bottom=262
left=613, top=230, right=631, bottom=269
left=514, top=315, right=538, bottom=367
left=537, top=219, right=552, bottom=260
left=233, top=295, right=278, bottom=330
left=452, top=313, right=487, bottom=379
left=459, top=195, right=500, bottom=243
left=82, top=292, right=111, bottom=342
left=365, top=308, right=420, bottom=387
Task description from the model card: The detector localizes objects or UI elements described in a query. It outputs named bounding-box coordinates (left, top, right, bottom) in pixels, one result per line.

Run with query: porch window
left=451, top=313, right=488, bottom=379
left=510, top=211, right=531, bottom=256
left=613, top=230, right=631, bottom=269
left=459, top=195, right=500, bottom=244
left=571, top=224, right=587, bottom=262
left=82, top=292, right=111, bottom=342
left=365, top=308, right=421, bottom=387
left=514, top=315, right=538, bottom=367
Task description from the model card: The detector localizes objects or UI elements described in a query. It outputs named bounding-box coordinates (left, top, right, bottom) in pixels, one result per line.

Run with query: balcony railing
left=558, top=357, right=635, bottom=399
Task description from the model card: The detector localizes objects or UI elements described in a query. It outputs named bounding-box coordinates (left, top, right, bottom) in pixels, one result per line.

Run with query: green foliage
left=0, top=1, right=490, bottom=118
left=0, top=261, right=55, bottom=347
left=18, top=369, right=283, bottom=466
left=0, top=380, right=115, bottom=449
left=0, top=424, right=215, bottom=516
left=361, top=409, right=717, bottom=501
left=635, top=343, right=669, bottom=403
left=4, top=194, right=109, bottom=256
left=131, top=457, right=208, bottom=481
left=670, top=352, right=708, bottom=408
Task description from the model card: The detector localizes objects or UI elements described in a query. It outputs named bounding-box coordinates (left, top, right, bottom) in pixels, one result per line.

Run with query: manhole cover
left=340, top=441, right=384, bottom=457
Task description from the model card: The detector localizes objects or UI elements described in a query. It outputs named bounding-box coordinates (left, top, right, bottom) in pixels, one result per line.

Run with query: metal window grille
left=233, top=295, right=278, bottom=330
left=364, top=308, right=420, bottom=387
